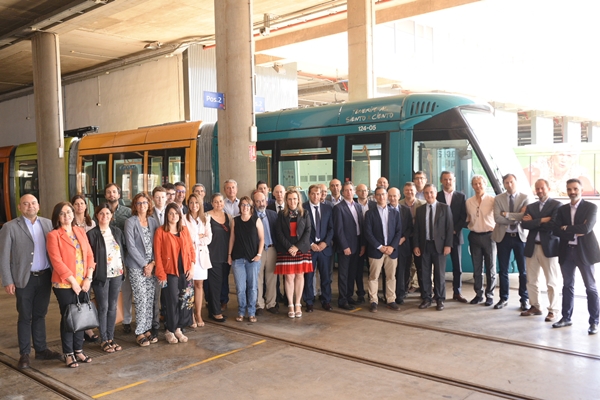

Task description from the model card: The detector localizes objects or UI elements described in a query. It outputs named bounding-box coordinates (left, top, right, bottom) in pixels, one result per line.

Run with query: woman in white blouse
left=185, top=193, right=212, bottom=327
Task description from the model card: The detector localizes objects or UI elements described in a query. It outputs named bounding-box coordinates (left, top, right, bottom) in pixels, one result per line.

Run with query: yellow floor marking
left=92, top=339, right=266, bottom=398
left=350, top=308, right=362, bottom=313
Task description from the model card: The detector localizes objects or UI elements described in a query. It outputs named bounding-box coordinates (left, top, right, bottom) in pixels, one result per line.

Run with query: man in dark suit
left=364, top=187, right=402, bottom=312
left=252, top=190, right=279, bottom=314
left=302, top=184, right=335, bottom=311
left=0, top=195, right=61, bottom=369
left=520, top=179, right=562, bottom=322
left=436, top=171, right=468, bottom=303
left=389, top=186, right=415, bottom=304
left=413, top=184, right=454, bottom=311
left=267, top=184, right=286, bottom=213
left=333, top=181, right=365, bottom=310
left=552, top=178, right=600, bottom=335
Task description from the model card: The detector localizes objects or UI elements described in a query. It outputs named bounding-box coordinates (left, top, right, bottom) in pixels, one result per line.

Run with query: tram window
left=0, top=163, right=6, bottom=224
left=413, top=139, right=491, bottom=198
left=166, top=149, right=185, bottom=184
left=351, top=143, right=382, bottom=191
left=81, top=157, right=93, bottom=198
left=257, top=150, right=272, bottom=187
left=147, top=152, right=164, bottom=191
left=113, top=153, right=143, bottom=207
left=17, top=160, right=39, bottom=200
left=278, top=147, right=333, bottom=199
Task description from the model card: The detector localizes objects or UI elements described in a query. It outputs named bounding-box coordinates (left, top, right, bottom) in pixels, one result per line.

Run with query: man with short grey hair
left=223, top=179, right=239, bottom=216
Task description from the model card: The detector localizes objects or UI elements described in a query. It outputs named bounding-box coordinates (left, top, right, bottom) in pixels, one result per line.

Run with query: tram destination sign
left=204, top=91, right=226, bottom=110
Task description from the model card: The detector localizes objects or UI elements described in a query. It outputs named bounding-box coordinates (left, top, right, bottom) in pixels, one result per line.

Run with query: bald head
left=388, top=187, right=401, bottom=207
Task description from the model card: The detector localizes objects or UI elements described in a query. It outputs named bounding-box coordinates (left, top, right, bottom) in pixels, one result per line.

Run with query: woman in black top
left=227, top=196, right=264, bottom=322
left=86, top=203, right=126, bottom=353
left=205, top=193, right=231, bottom=322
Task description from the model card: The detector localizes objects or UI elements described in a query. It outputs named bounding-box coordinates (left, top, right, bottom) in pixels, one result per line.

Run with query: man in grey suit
left=413, top=184, right=454, bottom=311
left=520, top=179, right=562, bottom=322
left=492, top=174, right=531, bottom=310
left=0, top=195, right=61, bottom=369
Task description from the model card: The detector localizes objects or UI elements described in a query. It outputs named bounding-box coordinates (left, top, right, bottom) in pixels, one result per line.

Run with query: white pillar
left=31, top=32, right=66, bottom=217
left=561, top=117, right=581, bottom=144
left=587, top=123, right=600, bottom=143
left=530, top=112, right=554, bottom=145
left=495, top=109, right=518, bottom=147
left=347, top=0, right=375, bottom=101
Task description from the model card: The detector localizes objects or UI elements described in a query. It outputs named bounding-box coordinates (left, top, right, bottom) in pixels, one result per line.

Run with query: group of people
left=1, top=171, right=599, bottom=370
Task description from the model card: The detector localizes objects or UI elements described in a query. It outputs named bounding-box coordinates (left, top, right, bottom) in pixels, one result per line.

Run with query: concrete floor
left=0, top=272, right=598, bottom=400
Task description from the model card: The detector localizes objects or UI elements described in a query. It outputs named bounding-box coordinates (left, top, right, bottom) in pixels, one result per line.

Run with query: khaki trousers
left=526, top=244, right=561, bottom=312
left=368, top=255, right=397, bottom=304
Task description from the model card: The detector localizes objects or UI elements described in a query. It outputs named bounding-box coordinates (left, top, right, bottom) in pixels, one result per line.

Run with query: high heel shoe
left=65, top=353, right=78, bottom=368
left=288, top=304, right=295, bottom=318
left=295, top=304, right=302, bottom=318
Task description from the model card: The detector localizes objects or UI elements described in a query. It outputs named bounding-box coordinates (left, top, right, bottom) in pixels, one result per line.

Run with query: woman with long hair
left=86, top=203, right=125, bottom=353
left=275, top=190, right=313, bottom=318
left=186, top=193, right=212, bottom=327
left=46, top=202, right=96, bottom=368
left=124, top=192, right=160, bottom=347
left=154, top=203, right=195, bottom=344
left=228, top=196, right=264, bottom=322
left=205, top=193, right=231, bottom=323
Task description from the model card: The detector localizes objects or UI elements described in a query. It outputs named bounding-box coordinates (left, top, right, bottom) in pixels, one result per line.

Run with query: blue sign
left=255, top=96, right=265, bottom=113
left=204, top=91, right=225, bottom=110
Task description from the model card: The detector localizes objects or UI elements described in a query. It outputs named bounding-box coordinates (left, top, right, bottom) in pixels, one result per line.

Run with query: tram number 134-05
left=358, top=124, right=377, bottom=132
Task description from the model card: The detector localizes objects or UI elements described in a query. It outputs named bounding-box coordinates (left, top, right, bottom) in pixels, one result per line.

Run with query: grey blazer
left=124, top=215, right=160, bottom=269
left=492, top=192, right=531, bottom=243
left=0, top=216, right=53, bottom=288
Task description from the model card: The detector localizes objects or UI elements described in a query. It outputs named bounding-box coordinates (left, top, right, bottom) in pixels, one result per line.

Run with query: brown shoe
left=220, top=302, right=227, bottom=311
left=520, top=306, right=543, bottom=316
left=18, top=354, right=30, bottom=369
left=452, top=294, right=468, bottom=303
left=545, top=312, right=555, bottom=322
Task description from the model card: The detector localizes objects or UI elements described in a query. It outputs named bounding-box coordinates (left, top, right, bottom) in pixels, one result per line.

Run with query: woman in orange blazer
left=47, top=202, right=96, bottom=368
left=154, top=203, right=195, bottom=344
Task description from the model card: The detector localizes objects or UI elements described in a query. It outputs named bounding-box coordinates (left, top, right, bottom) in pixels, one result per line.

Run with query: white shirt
left=569, top=198, right=582, bottom=245
left=224, top=197, right=240, bottom=216
left=309, top=202, right=321, bottom=241
left=444, top=190, right=453, bottom=207
left=345, top=199, right=360, bottom=235
left=377, top=205, right=389, bottom=247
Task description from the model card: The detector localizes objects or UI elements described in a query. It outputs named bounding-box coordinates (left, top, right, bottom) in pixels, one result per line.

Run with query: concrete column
left=214, top=0, right=256, bottom=197
left=347, top=0, right=375, bottom=101
left=31, top=32, right=66, bottom=217
left=495, top=109, right=518, bottom=147
left=530, top=112, right=554, bottom=145
left=561, top=116, right=581, bottom=144
left=587, top=123, right=600, bottom=143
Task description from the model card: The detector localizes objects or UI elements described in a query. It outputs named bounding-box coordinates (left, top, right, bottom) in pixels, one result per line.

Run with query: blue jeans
left=232, top=259, right=260, bottom=317
left=560, top=247, right=599, bottom=325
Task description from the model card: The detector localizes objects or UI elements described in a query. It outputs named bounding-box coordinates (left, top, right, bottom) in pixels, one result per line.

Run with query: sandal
left=145, top=331, right=158, bottom=344
left=235, top=315, right=244, bottom=322
left=101, top=341, right=115, bottom=353
left=65, top=353, right=78, bottom=368
left=109, top=341, right=122, bottom=351
left=249, top=316, right=257, bottom=323
left=136, top=334, right=150, bottom=347
left=295, top=304, right=302, bottom=318
left=74, top=350, right=92, bottom=363
left=288, top=305, right=295, bottom=318
left=84, top=331, right=100, bottom=343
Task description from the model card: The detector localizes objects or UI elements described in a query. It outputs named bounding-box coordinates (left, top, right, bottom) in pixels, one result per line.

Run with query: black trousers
left=205, top=262, right=225, bottom=317
left=420, top=241, right=447, bottom=301
left=53, top=287, right=87, bottom=354
left=15, top=271, right=52, bottom=355
left=337, top=245, right=359, bottom=306
left=164, top=262, right=192, bottom=332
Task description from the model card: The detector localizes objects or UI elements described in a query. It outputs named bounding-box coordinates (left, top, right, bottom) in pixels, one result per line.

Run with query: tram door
left=80, top=154, right=108, bottom=213
left=345, top=133, right=387, bottom=191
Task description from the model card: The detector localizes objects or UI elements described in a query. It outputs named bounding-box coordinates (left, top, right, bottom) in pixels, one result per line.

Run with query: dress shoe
left=35, top=349, right=61, bottom=360
left=18, top=354, right=30, bottom=369
left=347, top=298, right=357, bottom=305
left=220, top=302, right=228, bottom=311
left=469, top=296, right=483, bottom=305
left=266, top=306, right=280, bottom=314
left=436, top=300, right=444, bottom=311
left=209, top=314, right=227, bottom=323
left=369, top=302, right=378, bottom=313
left=484, top=298, right=494, bottom=306
left=545, top=312, right=555, bottom=322
left=306, top=304, right=314, bottom=313
left=386, top=302, right=400, bottom=311
left=520, top=306, right=542, bottom=316
left=408, top=287, right=418, bottom=294
left=339, top=303, right=356, bottom=310
left=322, top=303, right=333, bottom=311
left=588, top=324, right=598, bottom=335
left=356, top=296, right=366, bottom=305
left=520, top=299, right=530, bottom=311
left=122, top=323, right=131, bottom=334
left=453, top=294, right=468, bottom=303
left=552, top=318, right=572, bottom=328
left=395, top=298, right=404, bottom=305
left=255, top=308, right=264, bottom=316
left=418, top=299, right=432, bottom=309
left=494, top=300, right=508, bottom=309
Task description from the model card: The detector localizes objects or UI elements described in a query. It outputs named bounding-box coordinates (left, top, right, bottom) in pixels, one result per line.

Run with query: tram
left=0, top=93, right=525, bottom=226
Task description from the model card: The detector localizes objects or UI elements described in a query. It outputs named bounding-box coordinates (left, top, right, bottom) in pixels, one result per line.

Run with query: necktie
left=278, top=205, right=283, bottom=212
left=509, top=195, right=517, bottom=230
left=314, top=205, right=321, bottom=239
left=428, top=204, right=433, bottom=240
left=259, top=212, right=272, bottom=248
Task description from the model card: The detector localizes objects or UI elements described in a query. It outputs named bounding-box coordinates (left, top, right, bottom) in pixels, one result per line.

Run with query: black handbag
left=63, top=292, right=99, bottom=333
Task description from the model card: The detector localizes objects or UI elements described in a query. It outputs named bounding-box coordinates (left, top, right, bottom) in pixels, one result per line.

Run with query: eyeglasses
left=240, top=204, right=251, bottom=208
left=167, top=192, right=176, bottom=196
left=176, top=190, right=186, bottom=194
left=136, top=201, right=149, bottom=206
